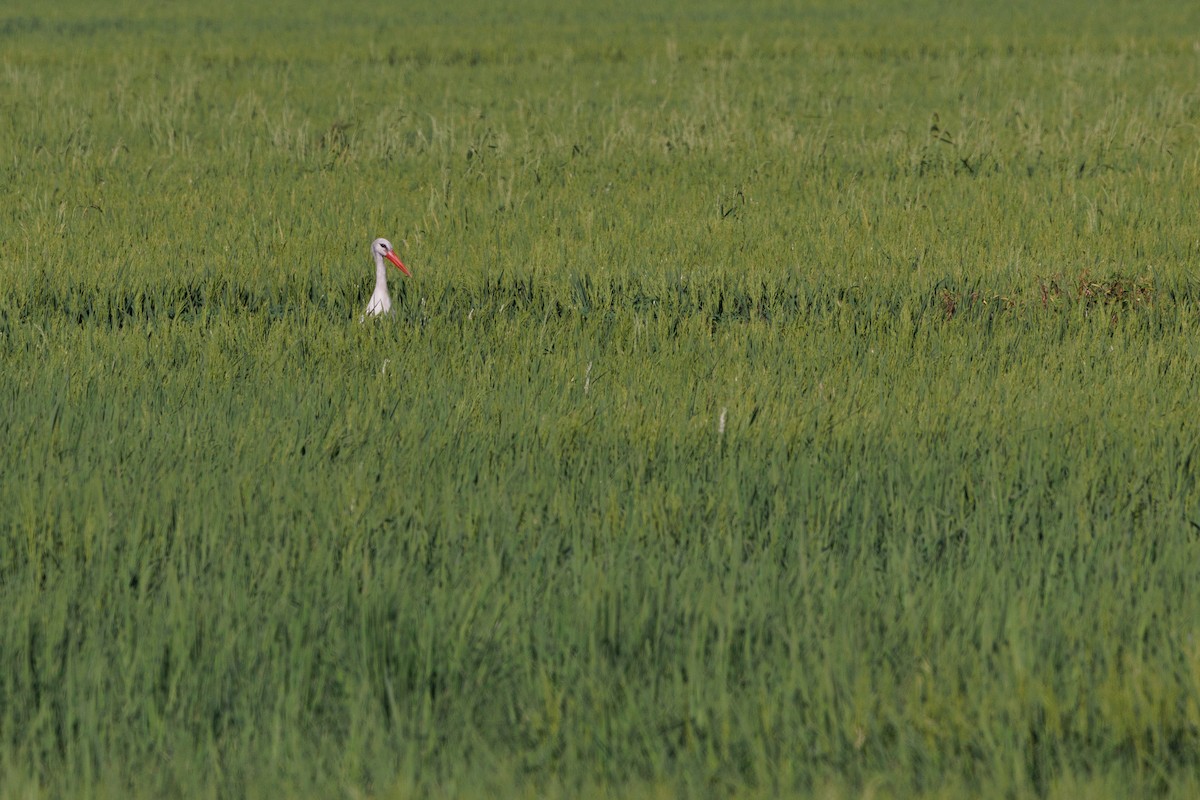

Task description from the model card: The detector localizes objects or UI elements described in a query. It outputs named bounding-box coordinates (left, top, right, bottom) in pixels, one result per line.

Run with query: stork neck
left=374, top=253, right=390, bottom=292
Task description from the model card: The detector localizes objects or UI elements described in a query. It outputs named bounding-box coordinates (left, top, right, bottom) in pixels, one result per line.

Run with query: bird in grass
left=363, top=237, right=410, bottom=318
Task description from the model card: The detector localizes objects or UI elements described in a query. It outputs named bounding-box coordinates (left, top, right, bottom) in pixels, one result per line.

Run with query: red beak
left=384, top=250, right=410, bottom=277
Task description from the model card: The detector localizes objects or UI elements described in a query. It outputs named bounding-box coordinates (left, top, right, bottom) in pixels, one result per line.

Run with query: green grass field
left=4, top=1, right=1200, bottom=797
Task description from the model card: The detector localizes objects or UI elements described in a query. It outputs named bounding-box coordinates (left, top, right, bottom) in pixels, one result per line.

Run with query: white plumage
left=363, top=237, right=410, bottom=319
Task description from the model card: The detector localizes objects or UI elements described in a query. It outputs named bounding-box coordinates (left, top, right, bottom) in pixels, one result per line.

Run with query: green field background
left=3, top=1, right=1200, bottom=797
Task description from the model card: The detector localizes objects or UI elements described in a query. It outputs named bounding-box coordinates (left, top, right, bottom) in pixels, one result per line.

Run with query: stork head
left=371, top=237, right=410, bottom=277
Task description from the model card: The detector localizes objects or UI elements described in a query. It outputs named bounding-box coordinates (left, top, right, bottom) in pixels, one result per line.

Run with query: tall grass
left=3, top=0, right=1200, bottom=797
